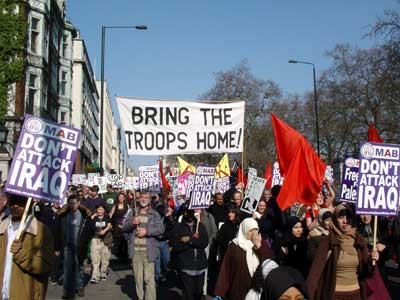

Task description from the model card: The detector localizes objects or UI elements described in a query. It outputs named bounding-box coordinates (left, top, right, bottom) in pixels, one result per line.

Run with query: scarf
left=330, top=205, right=357, bottom=255
left=232, top=218, right=260, bottom=277
left=309, top=208, right=331, bottom=237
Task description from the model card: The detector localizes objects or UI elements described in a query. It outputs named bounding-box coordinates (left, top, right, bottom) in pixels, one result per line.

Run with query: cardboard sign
left=271, top=161, right=284, bottom=186
left=325, top=165, right=334, bottom=184
left=106, top=174, right=125, bottom=189
left=87, top=173, right=99, bottom=187
left=247, top=167, right=257, bottom=184
left=340, top=158, right=359, bottom=203
left=116, top=97, right=245, bottom=155
left=215, top=176, right=231, bottom=194
left=5, top=115, right=81, bottom=202
left=71, top=174, right=86, bottom=186
left=95, top=176, right=107, bottom=194
left=189, top=166, right=215, bottom=209
left=185, top=174, right=195, bottom=200
left=356, top=142, right=400, bottom=216
left=241, top=176, right=266, bottom=214
left=138, top=165, right=161, bottom=192
left=177, top=174, right=188, bottom=196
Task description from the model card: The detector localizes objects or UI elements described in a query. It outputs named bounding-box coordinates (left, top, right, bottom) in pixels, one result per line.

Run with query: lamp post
left=100, top=25, right=147, bottom=170
left=288, top=59, right=320, bottom=156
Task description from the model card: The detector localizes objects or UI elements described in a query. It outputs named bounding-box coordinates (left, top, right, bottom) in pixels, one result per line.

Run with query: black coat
left=58, top=205, right=94, bottom=263
left=215, top=221, right=239, bottom=261
left=208, top=203, right=227, bottom=227
left=41, top=205, right=61, bottom=251
left=170, top=221, right=209, bottom=271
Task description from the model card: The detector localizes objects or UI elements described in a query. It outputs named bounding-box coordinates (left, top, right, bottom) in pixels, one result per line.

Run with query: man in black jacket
left=58, top=194, right=94, bottom=299
left=170, top=208, right=209, bottom=300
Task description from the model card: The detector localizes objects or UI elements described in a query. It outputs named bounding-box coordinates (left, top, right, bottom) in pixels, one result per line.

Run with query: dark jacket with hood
left=170, top=219, right=209, bottom=271
left=57, top=204, right=94, bottom=263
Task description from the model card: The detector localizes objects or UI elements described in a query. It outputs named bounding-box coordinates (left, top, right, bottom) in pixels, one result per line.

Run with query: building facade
left=71, top=34, right=100, bottom=173
left=1, top=0, right=67, bottom=181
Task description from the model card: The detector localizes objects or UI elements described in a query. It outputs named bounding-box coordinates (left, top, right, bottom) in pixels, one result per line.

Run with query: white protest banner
left=247, top=167, right=257, bottom=185
left=5, top=115, right=81, bottom=202
left=167, top=176, right=178, bottom=195
left=124, top=176, right=138, bottom=190
left=215, top=176, right=231, bottom=194
left=340, top=158, right=359, bottom=203
left=71, top=174, right=86, bottom=186
left=116, top=97, right=245, bottom=155
left=271, top=161, right=284, bottom=186
left=106, top=174, right=125, bottom=189
left=138, top=165, right=161, bottom=192
left=356, top=142, right=400, bottom=216
left=189, top=166, right=215, bottom=209
left=241, top=176, right=267, bottom=214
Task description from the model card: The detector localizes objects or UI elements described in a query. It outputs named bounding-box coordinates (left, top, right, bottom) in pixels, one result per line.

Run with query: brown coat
left=214, top=241, right=273, bottom=300
left=306, top=229, right=374, bottom=300
left=0, top=216, right=54, bottom=300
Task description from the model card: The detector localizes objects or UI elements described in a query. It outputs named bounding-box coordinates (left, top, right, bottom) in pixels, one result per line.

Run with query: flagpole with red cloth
left=271, top=113, right=326, bottom=210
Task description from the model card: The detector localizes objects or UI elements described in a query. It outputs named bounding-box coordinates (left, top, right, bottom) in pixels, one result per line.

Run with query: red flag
left=368, top=123, right=383, bottom=143
left=236, top=166, right=247, bottom=188
left=271, top=114, right=326, bottom=210
left=167, top=166, right=174, bottom=176
left=264, top=163, right=272, bottom=189
left=158, top=160, right=171, bottom=191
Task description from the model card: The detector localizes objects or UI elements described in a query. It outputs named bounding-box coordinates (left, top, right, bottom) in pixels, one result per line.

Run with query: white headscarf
left=232, top=218, right=260, bottom=277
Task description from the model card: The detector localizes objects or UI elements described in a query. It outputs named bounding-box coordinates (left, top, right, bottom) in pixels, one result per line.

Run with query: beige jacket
left=0, top=215, right=54, bottom=300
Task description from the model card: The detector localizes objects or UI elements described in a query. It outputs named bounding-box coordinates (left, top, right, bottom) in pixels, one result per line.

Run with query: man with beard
left=123, top=191, right=164, bottom=300
left=0, top=194, right=53, bottom=300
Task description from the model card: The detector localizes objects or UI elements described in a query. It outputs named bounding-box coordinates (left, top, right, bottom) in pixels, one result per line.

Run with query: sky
left=67, top=0, right=398, bottom=170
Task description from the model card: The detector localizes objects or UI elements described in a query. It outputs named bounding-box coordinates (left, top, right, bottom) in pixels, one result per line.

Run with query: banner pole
left=15, top=197, right=32, bottom=240
left=372, top=215, right=378, bottom=266
left=195, top=211, right=200, bottom=234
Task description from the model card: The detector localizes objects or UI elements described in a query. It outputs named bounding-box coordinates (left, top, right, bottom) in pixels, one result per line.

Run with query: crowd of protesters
left=0, top=178, right=399, bottom=300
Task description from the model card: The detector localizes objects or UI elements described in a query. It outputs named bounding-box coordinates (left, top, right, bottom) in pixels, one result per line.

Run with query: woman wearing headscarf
left=307, top=205, right=378, bottom=300
left=307, top=208, right=332, bottom=261
left=263, top=260, right=308, bottom=300
left=273, top=216, right=309, bottom=278
left=214, top=218, right=273, bottom=300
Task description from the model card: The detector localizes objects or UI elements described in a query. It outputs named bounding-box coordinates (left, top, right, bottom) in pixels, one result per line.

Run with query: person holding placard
left=123, top=190, right=164, bottom=300
left=170, top=208, right=209, bottom=300
left=307, top=205, right=378, bottom=300
left=0, top=194, right=54, bottom=300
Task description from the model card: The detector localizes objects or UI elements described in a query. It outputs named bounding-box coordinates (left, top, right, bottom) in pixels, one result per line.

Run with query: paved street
left=46, top=258, right=184, bottom=300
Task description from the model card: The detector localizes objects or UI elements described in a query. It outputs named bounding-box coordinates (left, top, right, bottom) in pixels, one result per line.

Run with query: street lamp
left=100, top=25, right=147, bottom=170
left=288, top=59, right=320, bottom=156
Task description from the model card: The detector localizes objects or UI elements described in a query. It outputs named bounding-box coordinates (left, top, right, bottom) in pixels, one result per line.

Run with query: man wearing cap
left=0, top=194, right=54, bottom=300
left=123, top=190, right=164, bottom=300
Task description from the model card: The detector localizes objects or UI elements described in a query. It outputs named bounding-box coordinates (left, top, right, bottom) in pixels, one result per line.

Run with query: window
left=27, top=74, right=38, bottom=114
left=30, top=17, right=40, bottom=53
left=61, top=71, right=67, bottom=96
left=62, top=34, right=68, bottom=57
left=60, top=111, right=66, bottom=124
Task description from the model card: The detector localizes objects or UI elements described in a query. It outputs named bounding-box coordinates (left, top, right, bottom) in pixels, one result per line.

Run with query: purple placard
left=5, top=115, right=81, bottom=202
left=189, top=166, right=215, bottom=209
left=339, top=157, right=359, bottom=203
left=356, top=142, right=400, bottom=216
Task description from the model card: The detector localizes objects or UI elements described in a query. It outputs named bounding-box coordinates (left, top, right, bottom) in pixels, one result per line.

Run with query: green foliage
left=0, top=1, right=27, bottom=121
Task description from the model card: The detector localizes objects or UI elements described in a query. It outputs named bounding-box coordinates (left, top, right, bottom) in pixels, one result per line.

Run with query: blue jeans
left=63, top=246, right=84, bottom=294
left=155, top=241, right=170, bottom=280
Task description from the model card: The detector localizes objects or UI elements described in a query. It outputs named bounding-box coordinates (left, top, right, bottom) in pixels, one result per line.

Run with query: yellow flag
left=177, top=156, right=196, bottom=175
left=215, top=153, right=230, bottom=178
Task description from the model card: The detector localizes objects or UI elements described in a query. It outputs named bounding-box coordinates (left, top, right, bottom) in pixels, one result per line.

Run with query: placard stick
left=16, top=197, right=33, bottom=240
left=195, top=211, right=201, bottom=233
left=372, top=215, right=378, bottom=266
